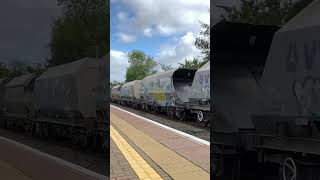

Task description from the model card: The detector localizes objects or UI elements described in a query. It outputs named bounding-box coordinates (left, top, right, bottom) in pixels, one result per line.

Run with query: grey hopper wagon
left=140, top=68, right=196, bottom=118
left=119, top=80, right=142, bottom=107
left=189, top=61, right=210, bottom=123
left=190, top=61, right=210, bottom=102
left=35, top=58, right=99, bottom=118
left=110, top=66, right=212, bottom=124
left=0, top=77, right=11, bottom=112
left=34, top=57, right=108, bottom=151
left=111, top=85, right=121, bottom=103
left=212, top=1, right=320, bottom=179
left=96, top=55, right=108, bottom=114
left=141, top=69, right=196, bottom=107
left=2, top=73, right=37, bottom=130
left=4, top=73, right=37, bottom=116
left=120, top=80, right=142, bottom=100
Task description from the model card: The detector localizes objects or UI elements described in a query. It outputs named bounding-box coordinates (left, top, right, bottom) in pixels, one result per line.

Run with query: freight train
left=111, top=61, right=210, bottom=124
left=0, top=57, right=108, bottom=152
left=212, top=1, right=320, bottom=179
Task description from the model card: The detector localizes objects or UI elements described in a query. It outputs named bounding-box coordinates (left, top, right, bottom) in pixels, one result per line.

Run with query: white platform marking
left=111, top=105, right=210, bottom=146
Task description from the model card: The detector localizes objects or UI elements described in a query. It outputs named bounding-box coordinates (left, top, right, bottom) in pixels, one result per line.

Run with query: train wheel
left=101, top=135, right=108, bottom=153
left=81, top=135, right=88, bottom=148
left=26, top=121, right=31, bottom=134
left=72, top=134, right=78, bottom=145
left=35, top=122, right=40, bottom=137
left=153, top=105, right=159, bottom=113
left=29, top=122, right=32, bottom=135
left=31, top=122, right=36, bottom=136
left=41, top=124, right=46, bottom=138
left=38, top=123, right=43, bottom=138
left=71, top=128, right=79, bottom=145
left=176, top=111, right=186, bottom=121
left=168, top=108, right=173, bottom=118
left=166, top=108, right=170, bottom=116
left=282, top=157, right=297, bottom=180
left=44, top=124, right=49, bottom=138
left=56, top=126, right=61, bottom=139
left=6, top=119, right=11, bottom=129
left=196, top=111, right=204, bottom=123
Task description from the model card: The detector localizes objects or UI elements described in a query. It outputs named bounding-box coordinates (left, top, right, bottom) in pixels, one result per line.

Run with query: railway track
left=111, top=103, right=210, bottom=141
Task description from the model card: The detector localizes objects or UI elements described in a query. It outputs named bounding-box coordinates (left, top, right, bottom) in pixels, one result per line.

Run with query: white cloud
left=112, top=0, right=208, bottom=71
left=110, top=50, right=129, bottom=81
left=117, top=12, right=127, bottom=21
left=117, top=32, right=136, bottom=43
left=156, top=25, right=176, bottom=36
left=143, top=28, right=152, bottom=37
left=119, top=0, right=209, bottom=37
left=157, top=32, right=202, bottom=66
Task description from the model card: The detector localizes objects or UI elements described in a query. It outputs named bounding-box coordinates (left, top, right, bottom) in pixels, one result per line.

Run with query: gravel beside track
left=111, top=103, right=210, bottom=142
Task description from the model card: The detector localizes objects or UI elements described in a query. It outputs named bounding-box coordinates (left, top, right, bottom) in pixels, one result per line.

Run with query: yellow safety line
left=110, top=125, right=163, bottom=180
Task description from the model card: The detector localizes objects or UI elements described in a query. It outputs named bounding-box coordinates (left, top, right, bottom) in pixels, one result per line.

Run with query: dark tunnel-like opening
left=172, top=69, right=196, bottom=103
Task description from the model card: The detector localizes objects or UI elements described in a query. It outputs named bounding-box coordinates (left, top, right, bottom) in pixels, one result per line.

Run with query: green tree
left=224, top=0, right=312, bottom=26
left=25, top=64, right=46, bottom=76
left=0, top=63, right=10, bottom=79
left=7, top=61, right=26, bottom=77
left=48, top=0, right=109, bottom=66
left=178, top=58, right=206, bottom=70
left=125, top=50, right=157, bottom=82
left=195, top=21, right=210, bottom=62
left=110, top=80, right=123, bottom=87
left=160, top=63, right=173, bottom=71
left=284, top=0, right=313, bottom=22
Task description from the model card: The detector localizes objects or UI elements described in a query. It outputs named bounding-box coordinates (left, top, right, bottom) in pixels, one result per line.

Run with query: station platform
left=0, top=136, right=107, bottom=180
left=0, top=160, right=33, bottom=180
left=110, top=105, right=210, bottom=180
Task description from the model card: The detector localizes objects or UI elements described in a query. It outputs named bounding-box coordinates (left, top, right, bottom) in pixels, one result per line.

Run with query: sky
left=110, top=0, right=210, bottom=82
left=0, top=0, right=61, bottom=64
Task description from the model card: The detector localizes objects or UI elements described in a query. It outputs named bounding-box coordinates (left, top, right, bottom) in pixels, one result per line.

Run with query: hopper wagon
left=189, top=61, right=210, bottom=123
left=0, top=57, right=108, bottom=152
left=212, top=1, right=320, bottom=179
left=34, top=57, right=108, bottom=150
left=111, top=65, right=212, bottom=124
left=111, top=85, right=121, bottom=103
left=2, top=73, right=37, bottom=131
left=140, top=68, right=196, bottom=119
left=119, top=80, right=142, bottom=108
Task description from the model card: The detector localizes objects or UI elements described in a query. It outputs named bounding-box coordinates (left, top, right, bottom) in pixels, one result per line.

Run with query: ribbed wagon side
left=34, top=57, right=108, bottom=151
